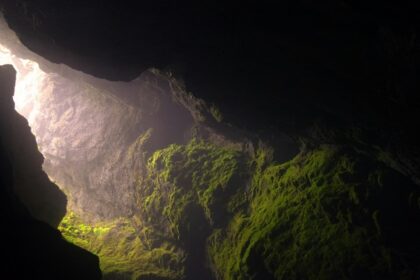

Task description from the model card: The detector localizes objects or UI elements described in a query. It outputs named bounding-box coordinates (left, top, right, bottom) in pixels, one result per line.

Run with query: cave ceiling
left=0, top=1, right=419, bottom=132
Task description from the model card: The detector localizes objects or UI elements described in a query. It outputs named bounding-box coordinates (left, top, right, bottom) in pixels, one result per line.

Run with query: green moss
left=59, top=139, right=419, bottom=279
left=140, top=139, right=247, bottom=236
left=209, top=105, right=223, bottom=122
left=59, top=212, right=184, bottom=280
left=208, top=145, right=419, bottom=280
left=59, top=139, right=248, bottom=279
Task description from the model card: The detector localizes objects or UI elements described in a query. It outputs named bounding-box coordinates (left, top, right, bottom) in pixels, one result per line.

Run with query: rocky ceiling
left=1, top=1, right=419, bottom=132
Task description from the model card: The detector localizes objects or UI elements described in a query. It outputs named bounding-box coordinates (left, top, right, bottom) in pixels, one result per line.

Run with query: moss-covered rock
left=58, top=139, right=249, bottom=279
left=59, top=211, right=184, bottom=280
left=140, top=139, right=248, bottom=233
left=58, top=140, right=420, bottom=280
left=208, top=145, right=420, bottom=280
left=137, top=139, right=250, bottom=278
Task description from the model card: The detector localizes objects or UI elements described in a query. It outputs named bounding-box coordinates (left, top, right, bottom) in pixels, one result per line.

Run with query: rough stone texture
left=1, top=13, right=256, bottom=224
left=15, top=63, right=249, bottom=222
left=0, top=64, right=102, bottom=280
left=37, top=69, right=200, bottom=221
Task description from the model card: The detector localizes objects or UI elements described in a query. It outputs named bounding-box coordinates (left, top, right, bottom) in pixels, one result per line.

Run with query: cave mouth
left=0, top=31, right=193, bottom=278
left=0, top=42, right=130, bottom=270
left=0, top=43, right=103, bottom=212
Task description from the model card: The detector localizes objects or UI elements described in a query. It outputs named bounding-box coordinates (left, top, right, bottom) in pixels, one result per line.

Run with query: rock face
left=2, top=13, right=236, bottom=222
left=0, top=65, right=102, bottom=279
left=29, top=67, right=197, bottom=221
left=13, top=61, right=236, bottom=222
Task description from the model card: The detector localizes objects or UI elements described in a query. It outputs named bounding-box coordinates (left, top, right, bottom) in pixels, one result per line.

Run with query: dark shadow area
left=0, top=65, right=102, bottom=280
left=179, top=204, right=213, bottom=280
left=1, top=1, right=418, bottom=140
left=0, top=64, right=66, bottom=227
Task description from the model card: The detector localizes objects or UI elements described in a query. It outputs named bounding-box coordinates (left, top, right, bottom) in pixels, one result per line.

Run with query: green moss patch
left=139, top=139, right=248, bottom=238
left=208, top=145, right=420, bottom=280
left=59, top=140, right=420, bottom=280
left=59, top=212, right=184, bottom=280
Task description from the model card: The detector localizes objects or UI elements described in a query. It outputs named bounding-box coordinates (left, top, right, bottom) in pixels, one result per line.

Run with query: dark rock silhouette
left=0, top=64, right=66, bottom=227
left=0, top=65, right=102, bottom=280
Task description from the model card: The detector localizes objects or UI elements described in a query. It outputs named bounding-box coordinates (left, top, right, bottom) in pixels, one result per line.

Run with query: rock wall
left=1, top=13, right=244, bottom=222
left=14, top=61, right=244, bottom=222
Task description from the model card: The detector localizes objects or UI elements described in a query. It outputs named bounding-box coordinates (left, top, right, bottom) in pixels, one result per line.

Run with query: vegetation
left=59, top=140, right=420, bottom=279
left=208, top=145, right=420, bottom=280
left=139, top=139, right=248, bottom=239
left=59, top=212, right=184, bottom=280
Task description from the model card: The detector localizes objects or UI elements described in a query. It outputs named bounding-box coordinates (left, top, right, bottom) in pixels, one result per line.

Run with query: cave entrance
left=0, top=41, right=145, bottom=275
left=0, top=42, right=142, bottom=221
left=0, top=20, right=193, bottom=277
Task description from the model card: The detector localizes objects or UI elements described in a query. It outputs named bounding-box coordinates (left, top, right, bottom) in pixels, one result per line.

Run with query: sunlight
left=0, top=43, right=46, bottom=126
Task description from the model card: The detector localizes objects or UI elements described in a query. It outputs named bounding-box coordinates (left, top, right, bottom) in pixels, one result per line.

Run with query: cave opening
left=0, top=40, right=143, bottom=276
left=0, top=19, right=197, bottom=278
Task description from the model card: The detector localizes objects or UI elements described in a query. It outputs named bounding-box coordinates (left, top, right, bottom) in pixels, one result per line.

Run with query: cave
left=1, top=2, right=420, bottom=280
left=0, top=16, right=223, bottom=279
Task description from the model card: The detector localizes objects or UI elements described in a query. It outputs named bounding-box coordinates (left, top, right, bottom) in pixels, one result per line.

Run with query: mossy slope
left=59, top=212, right=184, bottom=280
left=59, top=140, right=420, bottom=280
left=209, top=145, right=420, bottom=280
left=140, top=140, right=248, bottom=235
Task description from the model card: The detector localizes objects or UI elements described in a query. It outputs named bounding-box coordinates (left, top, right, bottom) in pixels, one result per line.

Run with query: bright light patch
left=0, top=43, right=46, bottom=125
